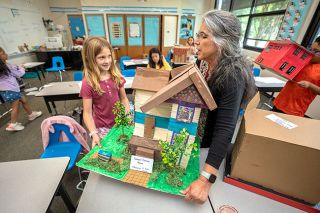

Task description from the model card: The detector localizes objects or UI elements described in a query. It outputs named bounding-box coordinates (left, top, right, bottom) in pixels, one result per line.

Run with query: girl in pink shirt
left=80, top=37, right=130, bottom=148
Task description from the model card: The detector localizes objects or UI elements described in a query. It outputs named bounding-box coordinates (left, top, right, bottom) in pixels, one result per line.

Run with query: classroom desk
left=199, top=149, right=304, bottom=213
left=23, top=62, right=46, bottom=83
left=76, top=155, right=213, bottom=213
left=0, top=157, right=75, bottom=213
left=254, top=76, right=286, bottom=102
left=34, top=50, right=83, bottom=70
left=36, top=79, right=134, bottom=115
left=123, top=58, right=148, bottom=69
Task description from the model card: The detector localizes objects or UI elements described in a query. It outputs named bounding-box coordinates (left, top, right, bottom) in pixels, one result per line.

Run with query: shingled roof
left=140, top=64, right=217, bottom=112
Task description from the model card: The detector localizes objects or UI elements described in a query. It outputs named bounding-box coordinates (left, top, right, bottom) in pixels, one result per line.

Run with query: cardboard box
left=231, top=103, right=320, bottom=204
left=255, top=40, right=314, bottom=80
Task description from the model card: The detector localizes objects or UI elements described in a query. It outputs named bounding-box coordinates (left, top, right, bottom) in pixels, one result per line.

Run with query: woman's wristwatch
left=89, top=130, right=98, bottom=138
left=201, top=171, right=217, bottom=183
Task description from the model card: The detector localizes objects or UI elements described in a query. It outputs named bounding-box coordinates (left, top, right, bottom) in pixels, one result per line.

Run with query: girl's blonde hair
left=82, top=37, right=122, bottom=95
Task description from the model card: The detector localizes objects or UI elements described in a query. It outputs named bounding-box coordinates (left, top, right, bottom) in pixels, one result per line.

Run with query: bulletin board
left=107, top=15, right=126, bottom=46
left=144, top=16, right=160, bottom=46
left=85, top=14, right=106, bottom=37
left=0, top=7, right=47, bottom=54
left=277, top=0, right=312, bottom=41
left=179, top=16, right=195, bottom=39
left=127, top=16, right=142, bottom=46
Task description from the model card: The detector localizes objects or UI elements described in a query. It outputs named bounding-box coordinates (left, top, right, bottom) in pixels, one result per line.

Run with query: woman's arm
left=119, top=86, right=130, bottom=114
left=82, top=98, right=101, bottom=148
left=182, top=76, right=245, bottom=204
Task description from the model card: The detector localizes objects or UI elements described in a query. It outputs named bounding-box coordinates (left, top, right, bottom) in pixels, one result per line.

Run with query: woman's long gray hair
left=203, top=10, right=257, bottom=107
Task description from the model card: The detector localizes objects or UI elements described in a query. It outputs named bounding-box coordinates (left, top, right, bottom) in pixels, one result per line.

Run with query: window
left=301, top=2, right=320, bottom=49
left=215, top=0, right=289, bottom=50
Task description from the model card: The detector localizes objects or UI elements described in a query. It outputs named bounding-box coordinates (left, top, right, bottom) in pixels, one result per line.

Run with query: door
left=85, top=14, right=106, bottom=37
left=126, top=15, right=143, bottom=58
left=67, top=15, right=85, bottom=39
left=107, top=15, right=127, bottom=58
left=162, top=15, right=178, bottom=56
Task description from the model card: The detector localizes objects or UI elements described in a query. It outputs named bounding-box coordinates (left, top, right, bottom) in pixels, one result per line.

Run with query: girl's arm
left=82, top=98, right=101, bottom=148
left=10, top=64, right=25, bottom=77
left=162, top=56, right=172, bottom=71
left=119, top=86, right=130, bottom=114
left=297, top=81, right=320, bottom=95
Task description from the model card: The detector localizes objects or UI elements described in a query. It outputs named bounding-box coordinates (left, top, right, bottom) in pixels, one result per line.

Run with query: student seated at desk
left=147, top=48, right=171, bottom=71
left=185, top=36, right=197, bottom=55
left=80, top=37, right=130, bottom=148
left=0, top=47, right=42, bottom=131
left=272, top=37, right=320, bottom=117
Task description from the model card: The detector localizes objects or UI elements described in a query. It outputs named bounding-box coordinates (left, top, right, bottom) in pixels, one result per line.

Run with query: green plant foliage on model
left=159, top=128, right=197, bottom=168
left=112, top=101, right=132, bottom=143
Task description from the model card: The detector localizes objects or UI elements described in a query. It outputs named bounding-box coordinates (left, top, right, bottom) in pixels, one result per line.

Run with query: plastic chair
left=40, top=123, right=82, bottom=171
left=73, top=70, right=83, bottom=81
left=165, top=50, right=172, bottom=64
left=120, top=56, right=136, bottom=77
left=252, top=67, right=261, bottom=77
left=46, top=56, right=65, bottom=81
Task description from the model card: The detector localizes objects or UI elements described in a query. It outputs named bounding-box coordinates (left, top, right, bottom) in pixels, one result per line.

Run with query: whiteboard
left=0, top=7, right=47, bottom=54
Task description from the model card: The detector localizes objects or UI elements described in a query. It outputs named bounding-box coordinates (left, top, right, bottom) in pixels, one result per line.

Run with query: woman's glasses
left=195, top=32, right=209, bottom=40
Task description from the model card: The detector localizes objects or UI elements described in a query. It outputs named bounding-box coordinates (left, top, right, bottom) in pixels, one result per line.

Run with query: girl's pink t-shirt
left=80, top=78, right=125, bottom=128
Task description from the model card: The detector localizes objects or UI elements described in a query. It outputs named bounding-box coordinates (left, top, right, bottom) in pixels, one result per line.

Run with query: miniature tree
left=159, top=128, right=198, bottom=187
left=112, top=101, right=132, bottom=143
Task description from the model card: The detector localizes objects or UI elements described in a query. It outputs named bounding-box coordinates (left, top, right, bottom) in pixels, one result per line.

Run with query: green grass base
left=77, top=125, right=200, bottom=196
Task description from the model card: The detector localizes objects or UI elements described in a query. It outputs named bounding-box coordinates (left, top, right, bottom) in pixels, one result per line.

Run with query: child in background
left=80, top=37, right=130, bottom=148
left=147, top=48, right=172, bottom=71
left=185, top=36, right=197, bottom=55
left=273, top=37, right=320, bottom=117
left=0, top=47, right=42, bottom=131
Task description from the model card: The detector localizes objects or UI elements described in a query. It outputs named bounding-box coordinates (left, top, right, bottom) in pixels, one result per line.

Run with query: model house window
left=176, top=105, right=195, bottom=123
left=215, top=0, right=289, bottom=50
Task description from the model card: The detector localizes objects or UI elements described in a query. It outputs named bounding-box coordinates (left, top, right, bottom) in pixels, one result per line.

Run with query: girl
left=185, top=36, right=197, bottom=58
left=80, top=37, right=130, bottom=148
left=0, top=47, right=42, bottom=131
left=147, top=48, right=172, bottom=71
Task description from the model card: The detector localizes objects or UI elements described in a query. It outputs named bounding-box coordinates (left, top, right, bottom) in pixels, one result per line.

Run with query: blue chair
left=73, top=70, right=83, bottom=81
left=40, top=123, right=82, bottom=171
left=165, top=50, right=172, bottom=64
left=120, top=56, right=136, bottom=77
left=46, top=56, right=65, bottom=81
left=252, top=67, right=261, bottom=77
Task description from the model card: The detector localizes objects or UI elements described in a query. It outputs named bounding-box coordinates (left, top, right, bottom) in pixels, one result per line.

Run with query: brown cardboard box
left=231, top=107, right=320, bottom=204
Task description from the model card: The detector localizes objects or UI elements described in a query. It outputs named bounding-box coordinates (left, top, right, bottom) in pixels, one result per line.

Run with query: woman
left=181, top=10, right=256, bottom=204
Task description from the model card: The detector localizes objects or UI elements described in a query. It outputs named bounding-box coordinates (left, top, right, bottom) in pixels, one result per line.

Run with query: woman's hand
left=91, top=133, right=101, bottom=148
left=181, top=176, right=212, bottom=204
left=297, top=80, right=311, bottom=89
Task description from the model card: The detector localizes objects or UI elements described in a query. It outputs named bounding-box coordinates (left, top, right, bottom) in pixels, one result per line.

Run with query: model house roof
left=140, top=64, right=217, bottom=112
left=131, top=67, right=170, bottom=92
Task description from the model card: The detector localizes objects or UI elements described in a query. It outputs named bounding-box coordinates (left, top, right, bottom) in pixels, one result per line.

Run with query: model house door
left=85, top=14, right=106, bottom=37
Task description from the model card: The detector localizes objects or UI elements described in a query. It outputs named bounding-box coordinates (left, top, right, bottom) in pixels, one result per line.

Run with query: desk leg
left=52, top=101, right=58, bottom=115
left=58, top=184, right=76, bottom=213
left=43, top=97, right=53, bottom=115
